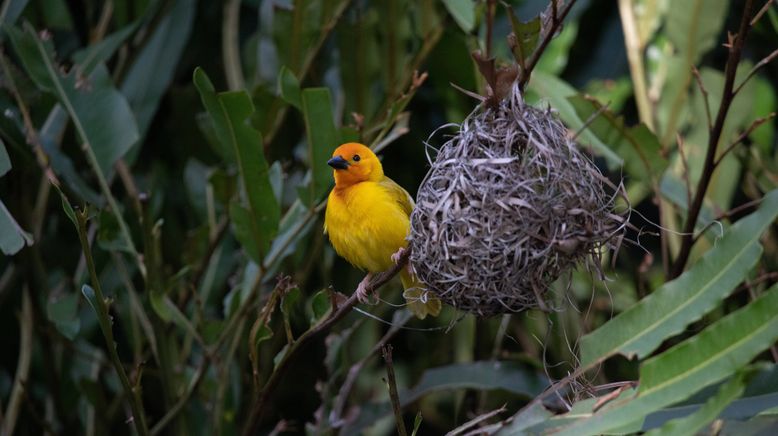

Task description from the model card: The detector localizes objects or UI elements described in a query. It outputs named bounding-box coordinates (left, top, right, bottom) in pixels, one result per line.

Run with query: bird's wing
left=379, top=176, right=415, bottom=216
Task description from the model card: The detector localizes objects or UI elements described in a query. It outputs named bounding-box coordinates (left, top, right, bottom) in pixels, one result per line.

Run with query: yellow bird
left=324, top=142, right=441, bottom=319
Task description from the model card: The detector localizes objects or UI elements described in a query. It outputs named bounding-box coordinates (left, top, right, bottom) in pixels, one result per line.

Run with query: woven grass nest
left=409, top=83, right=626, bottom=317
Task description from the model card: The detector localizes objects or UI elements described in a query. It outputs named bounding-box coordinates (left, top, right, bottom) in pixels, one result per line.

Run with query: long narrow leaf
left=553, top=283, right=778, bottom=435
left=580, top=189, right=778, bottom=367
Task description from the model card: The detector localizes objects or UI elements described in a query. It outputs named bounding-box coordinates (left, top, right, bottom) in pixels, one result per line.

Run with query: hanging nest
left=409, top=83, right=626, bottom=317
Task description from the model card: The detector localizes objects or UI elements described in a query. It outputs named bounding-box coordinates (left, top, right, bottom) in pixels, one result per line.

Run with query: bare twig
left=751, top=0, right=775, bottom=25
left=222, top=0, right=245, bottom=90
left=670, top=0, right=756, bottom=279
left=692, top=66, right=713, bottom=130
left=518, top=0, right=578, bottom=88
left=676, top=134, right=693, bottom=210
left=242, top=248, right=412, bottom=435
left=734, top=48, right=778, bottom=95
left=330, top=310, right=411, bottom=427
left=75, top=209, right=150, bottom=436
left=714, top=113, right=776, bottom=166
left=382, top=344, right=408, bottom=436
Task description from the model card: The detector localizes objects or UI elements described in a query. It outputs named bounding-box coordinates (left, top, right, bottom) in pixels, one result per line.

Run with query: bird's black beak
left=327, top=155, right=350, bottom=170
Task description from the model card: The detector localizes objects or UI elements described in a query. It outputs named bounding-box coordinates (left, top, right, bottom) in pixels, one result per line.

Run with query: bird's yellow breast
left=325, top=179, right=410, bottom=272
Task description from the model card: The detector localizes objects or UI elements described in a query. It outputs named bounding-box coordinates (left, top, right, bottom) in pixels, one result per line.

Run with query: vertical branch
left=670, top=0, right=756, bottom=278
left=222, top=0, right=246, bottom=90
left=75, top=210, right=150, bottom=436
left=382, top=345, right=408, bottom=436
left=486, top=0, right=496, bottom=58
left=618, top=0, right=654, bottom=130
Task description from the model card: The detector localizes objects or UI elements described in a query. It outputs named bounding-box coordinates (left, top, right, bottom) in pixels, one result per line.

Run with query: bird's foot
left=355, top=273, right=376, bottom=304
left=391, top=247, right=407, bottom=265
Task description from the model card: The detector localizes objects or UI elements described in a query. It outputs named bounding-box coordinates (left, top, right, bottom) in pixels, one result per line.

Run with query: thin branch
left=714, top=113, right=776, bottom=166
left=676, top=134, right=693, bottom=210
left=75, top=210, right=150, bottom=436
left=330, top=311, right=411, bottom=427
left=751, top=0, right=775, bottom=25
left=518, top=0, right=578, bottom=88
left=733, top=47, right=778, bottom=95
left=242, top=248, right=412, bottom=436
left=692, top=66, right=713, bottom=130
left=382, top=344, right=408, bottom=436
left=149, top=358, right=210, bottom=436
left=486, top=0, right=496, bottom=59
left=692, top=197, right=764, bottom=243
left=670, top=0, right=756, bottom=279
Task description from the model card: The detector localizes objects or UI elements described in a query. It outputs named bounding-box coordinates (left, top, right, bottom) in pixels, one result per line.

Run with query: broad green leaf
left=150, top=292, right=201, bottom=341
left=280, top=287, right=301, bottom=317
left=278, top=66, right=301, bottom=109
left=442, top=0, right=475, bottom=33
left=526, top=71, right=623, bottom=168
left=97, top=209, right=132, bottom=253
left=645, top=369, right=755, bottom=436
left=657, top=0, right=729, bottom=143
left=73, top=21, right=140, bottom=76
left=309, top=289, right=332, bottom=325
left=536, top=22, right=578, bottom=75
left=194, top=68, right=280, bottom=262
left=229, top=201, right=260, bottom=263
left=47, top=293, right=81, bottom=340
left=120, top=0, right=195, bottom=140
left=555, top=284, right=778, bottom=436
left=0, top=0, right=29, bottom=27
left=346, top=361, right=547, bottom=434
left=568, top=94, right=667, bottom=183
left=506, top=8, right=541, bottom=68
left=495, top=402, right=554, bottom=435
left=0, top=198, right=32, bottom=255
left=301, top=88, right=339, bottom=205
left=665, top=0, right=729, bottom=62
left=5, top=25, right=140, bottom=176
left=580, top=189, right=778, bottom=367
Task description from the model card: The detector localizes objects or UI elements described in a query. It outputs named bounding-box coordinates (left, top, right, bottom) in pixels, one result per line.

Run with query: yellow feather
left=324, top=143, right=441, bottom=319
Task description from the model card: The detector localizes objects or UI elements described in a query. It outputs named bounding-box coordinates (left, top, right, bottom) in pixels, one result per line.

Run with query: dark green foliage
left=1, top=1, right=777, bottom=435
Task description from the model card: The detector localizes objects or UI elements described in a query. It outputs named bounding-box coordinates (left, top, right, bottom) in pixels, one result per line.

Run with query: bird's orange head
left=327, top=142, right=383, bottom=187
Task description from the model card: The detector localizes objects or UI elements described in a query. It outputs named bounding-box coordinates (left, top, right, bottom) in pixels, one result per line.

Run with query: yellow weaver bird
left=324, top=143, right=442, bottom=319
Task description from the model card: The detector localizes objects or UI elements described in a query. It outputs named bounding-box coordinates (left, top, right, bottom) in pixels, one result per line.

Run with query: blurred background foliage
left=0, top=0, right=777, bottom=435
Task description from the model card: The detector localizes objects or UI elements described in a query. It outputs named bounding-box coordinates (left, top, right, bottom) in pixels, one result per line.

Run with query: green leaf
left=47, top=293, right=81, bottom=340
left=568, top=94, right=667, bottom=183
left=657, top=0, right=729, bottom=144
left=301, top=88, right=339, bottom=205
left=411, top=412, right=423, bottom=436
left=0, top=0, right=29, bottom=27
left=0, top=198, right=32, bottom=255
left=346, top=361, right=547, bottom=434
left=555, top=284, right=778, bottom=436
left=665, top=0, right=729, bottom=63
left=309, top=289, right=332, bottom=325
left=72, top=21, right=140, bottom=76
left=278, top=66, right=301, bottom=109
left=5, top=24, right=140, bottom=176
left=228, top=201, right=260, bottom=263
left=81, top=284, right=111, bottom=335
left=280, top=287, right=301, bottom=317
left=57, top=186, right=77, bottom=227
left=526, top=71, right=623, bottom=168
left=0, top=138, right=10, bottom=176
left=97, top=209, right=132, bottom=253
left=506, top=8, right=541, bottom=69
left=644, top=369, right=755, bottom=436
left=120, top=0, right=195, bottom=140
left=194, top=68, right=280, bottom=262
left=580, top=189, right=778, bottom=367
left=442, top=0, right=475, bottom=33
left=253, top=324, right=273, bottom=349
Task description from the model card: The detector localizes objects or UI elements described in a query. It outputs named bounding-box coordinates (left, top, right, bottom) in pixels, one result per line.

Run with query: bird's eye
left=352, top=154, right=361, bottom=162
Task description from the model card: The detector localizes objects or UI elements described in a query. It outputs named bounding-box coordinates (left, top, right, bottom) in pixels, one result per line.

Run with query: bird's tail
left=400, top=268, right=442, bottom=319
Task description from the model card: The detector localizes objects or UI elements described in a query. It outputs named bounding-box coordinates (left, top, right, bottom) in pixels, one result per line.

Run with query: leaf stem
left=74, top=209, right=149, bottom=436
